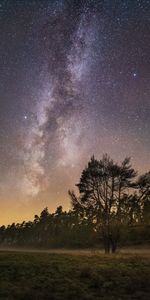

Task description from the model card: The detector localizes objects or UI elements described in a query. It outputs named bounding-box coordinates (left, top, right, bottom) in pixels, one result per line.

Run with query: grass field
left=0, top=250, right=150, bottom=300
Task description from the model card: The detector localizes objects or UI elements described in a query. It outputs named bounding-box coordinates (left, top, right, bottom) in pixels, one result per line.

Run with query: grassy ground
left=0, top=251, right=150, bottom=300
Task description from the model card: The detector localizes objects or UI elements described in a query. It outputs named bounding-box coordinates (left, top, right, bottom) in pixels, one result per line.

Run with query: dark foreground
left=0, top=251, right=150, bottom=300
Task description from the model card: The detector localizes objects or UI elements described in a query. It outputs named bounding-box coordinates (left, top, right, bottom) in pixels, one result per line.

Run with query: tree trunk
left=103, top=236, right=111, bottom=253
left=111, top=240, right=117, bottom=253
left=110, top=234, right=118, bottom=253
left=103, top=232, right=118, bottom=253
left=102, top=224, right=111, bottom=254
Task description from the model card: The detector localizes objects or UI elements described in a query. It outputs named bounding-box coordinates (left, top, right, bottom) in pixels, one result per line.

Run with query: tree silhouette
left=69, top=154, right=137, bottom=253
left=135, top=172, right=150, bottom=225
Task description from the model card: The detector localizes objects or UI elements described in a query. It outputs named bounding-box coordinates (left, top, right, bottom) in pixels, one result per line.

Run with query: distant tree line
left=0, top=155, right=150, bottom=253
left=0, top=206, right=97, bottom=248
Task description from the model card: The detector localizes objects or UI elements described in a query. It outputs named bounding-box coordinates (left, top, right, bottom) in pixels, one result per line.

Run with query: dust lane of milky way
left=0, top=0, right=150, bottom=224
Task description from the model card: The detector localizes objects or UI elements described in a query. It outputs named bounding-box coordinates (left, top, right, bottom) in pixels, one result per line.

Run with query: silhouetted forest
left=0, top=155, right=149, bottom=252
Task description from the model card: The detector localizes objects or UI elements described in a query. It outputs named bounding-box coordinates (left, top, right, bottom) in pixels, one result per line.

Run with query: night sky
left=0, top=0, right=150, bottom=224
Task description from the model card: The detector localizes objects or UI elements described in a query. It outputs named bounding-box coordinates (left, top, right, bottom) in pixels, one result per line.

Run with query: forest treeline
left=0, top=155, right=150, bottom=252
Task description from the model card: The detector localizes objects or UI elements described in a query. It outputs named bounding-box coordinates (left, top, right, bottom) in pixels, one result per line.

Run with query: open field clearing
left=0, top=250, right=150, bottom=300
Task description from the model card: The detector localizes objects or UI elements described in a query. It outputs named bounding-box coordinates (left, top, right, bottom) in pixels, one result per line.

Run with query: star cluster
left=0, top=0, right=150, bottom=224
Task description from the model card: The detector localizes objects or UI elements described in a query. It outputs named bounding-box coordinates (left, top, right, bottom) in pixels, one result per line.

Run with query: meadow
left=0, top=250, right=150, bottom=300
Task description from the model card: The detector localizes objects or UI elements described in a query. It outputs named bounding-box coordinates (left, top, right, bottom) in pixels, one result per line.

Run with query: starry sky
left=0, top=0, right=150, bottom=225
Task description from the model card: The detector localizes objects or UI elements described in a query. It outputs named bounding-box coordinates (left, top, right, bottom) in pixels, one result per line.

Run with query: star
left=133, top=72, right=137, bottom=77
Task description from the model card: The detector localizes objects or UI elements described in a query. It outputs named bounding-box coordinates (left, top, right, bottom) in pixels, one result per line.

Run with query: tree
left=135, top=172, right=150, bottom=225
left=69, top=154, right=137, bottom=253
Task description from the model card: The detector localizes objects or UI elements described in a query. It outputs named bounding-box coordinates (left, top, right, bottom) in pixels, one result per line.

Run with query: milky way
left=0, top=0, right=150, bottom=224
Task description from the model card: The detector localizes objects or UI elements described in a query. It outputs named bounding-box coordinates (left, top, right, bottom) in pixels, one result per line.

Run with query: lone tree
left=69, top=154, right=137, bottom=253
